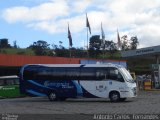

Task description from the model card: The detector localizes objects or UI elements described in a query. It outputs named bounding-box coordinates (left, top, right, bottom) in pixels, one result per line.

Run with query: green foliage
left=130, top=36, right=139, bottom=50
left=105, top=41, right=117, bottom=58
left=72, top=49, right=88, bottom=58
left=0, top=48, right=35, bottom=55
left=28, top=40, right=53, bottom=56
left=121, top=35, right=130, bottom=50
left=88, top=35, right=119, bottom=58
left=13, top=41, right=18, bottom=48
left=55, top=48, right=69, bottom=57
left=89, top=35, right=101, bottom=50
left=89, top=35, right=102, bottom=58
left=0, top=38, right=11, bottom=48
left=127, top=58, right=155, bottom=74
left=121, top=35, right=139, bottom=50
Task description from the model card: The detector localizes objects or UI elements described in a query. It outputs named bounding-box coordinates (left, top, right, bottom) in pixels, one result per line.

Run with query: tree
left=104, top=40, right=117, bottom=50
left=121, top=35, right=130, bottom=51
left=121, top=35, right=139, bottom=50
left=103, top=40, right=117, bottom=58
left=52, top=43, right=58, bottom=49
left=130, top=36, right=139, bottom=50
left=28, top=40, right=52, bottom=56
left=13, top=40, right=18, bottom=48
left=0, top=38, right=11, bottom=48
left=89, top=35, right=102, bottom=58
left=59, top=41, right=64, bottom=49
left=89, top=35, right=101, bottom=50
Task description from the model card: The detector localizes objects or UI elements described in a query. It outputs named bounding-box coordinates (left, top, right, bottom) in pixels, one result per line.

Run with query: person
left=136, top=75, right=144, bottom=90
left=154, top=72, right=159, bottom=88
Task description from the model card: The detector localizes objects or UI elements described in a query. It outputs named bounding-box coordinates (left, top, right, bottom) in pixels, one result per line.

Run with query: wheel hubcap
left=112, top=94, right=118, bottom=100
left=50, top=93, right=56, bottom=100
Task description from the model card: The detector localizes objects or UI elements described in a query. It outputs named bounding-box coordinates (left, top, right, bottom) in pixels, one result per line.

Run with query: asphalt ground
left=0, top=91, right=160, bottom=120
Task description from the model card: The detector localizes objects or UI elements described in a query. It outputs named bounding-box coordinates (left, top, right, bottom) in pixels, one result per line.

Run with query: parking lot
left=0, top=91, right=160, bottom=119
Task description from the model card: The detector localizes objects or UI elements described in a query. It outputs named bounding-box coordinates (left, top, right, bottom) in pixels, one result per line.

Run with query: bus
left=19, top=64, right=137, bottom=102
left=0, top=75, right=20, bottom=97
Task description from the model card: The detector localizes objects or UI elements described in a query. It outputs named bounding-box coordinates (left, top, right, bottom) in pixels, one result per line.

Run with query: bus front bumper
left=120, top=87, right=137, bottom=98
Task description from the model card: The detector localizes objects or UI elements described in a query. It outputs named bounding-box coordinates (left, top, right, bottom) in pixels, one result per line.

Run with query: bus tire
left=48, top=91, right=57, bottom=101
left=109, top=91, right=120, bottom=102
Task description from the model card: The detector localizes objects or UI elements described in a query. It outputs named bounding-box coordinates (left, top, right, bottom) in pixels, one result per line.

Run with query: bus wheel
left=48, top=92, right=57, bottom=101
left=109, top=91, right=120, bottom=102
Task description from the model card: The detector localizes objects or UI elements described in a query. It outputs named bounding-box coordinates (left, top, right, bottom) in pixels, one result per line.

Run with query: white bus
left=19, top=63, right=137, bottom=102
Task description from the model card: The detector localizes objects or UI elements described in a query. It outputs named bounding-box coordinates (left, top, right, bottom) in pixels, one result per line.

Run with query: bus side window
left=96, top=71, right=103, bottom=80
left=14, top=78, right=20, bottom=85
left=117, top=72, right=124, bottom=82
left=96, top=69, right=108, bottom=80
left=108, top=67, right=124, bottom=82
left=66, top=67, right=80, bottom=80
left=80, top=67, right=96, bottom=80
left=51, top=67, right=66, bottom=80
left=108, top=68, right=118, bottom=80
left=6, top=79, right=14, bottom=85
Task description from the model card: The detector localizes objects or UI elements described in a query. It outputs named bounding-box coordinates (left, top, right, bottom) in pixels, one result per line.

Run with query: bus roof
left=0, top=75, right=19, bottom=79
left=22, top=63, right=123, bottom=68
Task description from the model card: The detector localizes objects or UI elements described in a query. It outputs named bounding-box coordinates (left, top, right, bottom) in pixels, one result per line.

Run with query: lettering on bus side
left=44, top=81, right=74, bottom=89
left=96, top=85, right=107, bottom=92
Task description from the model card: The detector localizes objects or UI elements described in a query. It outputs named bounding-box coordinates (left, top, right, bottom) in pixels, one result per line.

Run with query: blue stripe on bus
left=27, top=90, right=46, bottom=96
left=72, top=81, right=83, bottom=97
left=28, top=80, right=51, bottom=89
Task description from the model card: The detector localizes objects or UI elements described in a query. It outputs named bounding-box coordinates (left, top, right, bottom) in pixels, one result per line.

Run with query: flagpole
left=101, top=22, right=105, bottom=59
left=117, top=28, right=121, bottom=51
left=84, top=38, right=85, bottom=50
left=69, top=46, right=71, bottom=64
left=87, top=25, right=88, bottom=50
left=69, top=23, right=71, bottom=64
left=86, top=24, right=89, bottom=59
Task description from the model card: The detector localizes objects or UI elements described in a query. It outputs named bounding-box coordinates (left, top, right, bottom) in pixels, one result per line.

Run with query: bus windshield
left=120, top=68, right=134, bottom=83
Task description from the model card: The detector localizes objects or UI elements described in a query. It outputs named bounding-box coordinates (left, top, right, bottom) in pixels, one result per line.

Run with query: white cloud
left=2, top=0, right=160, bottom=48
left=100, top=0, right=160, bottom=48
left=27, top=21, right=57, bottom=33
left=2, top=6, right=29, bottom=23
left=130, top=24, right=160, bottom=48
left=72, top=0, right=91, bottom=13
left=28, top=15, right=86, bottom=34
left=2, top=0, right=69, bottom=23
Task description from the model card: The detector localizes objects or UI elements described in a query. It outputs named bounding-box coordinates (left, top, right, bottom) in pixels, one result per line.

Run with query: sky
left=0, top=0, right=160, bottom=49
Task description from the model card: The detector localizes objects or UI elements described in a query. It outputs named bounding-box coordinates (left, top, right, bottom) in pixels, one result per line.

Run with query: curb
left=138, top=89, right=160, bottom=92
left=144, top=89, right=160, bottom=91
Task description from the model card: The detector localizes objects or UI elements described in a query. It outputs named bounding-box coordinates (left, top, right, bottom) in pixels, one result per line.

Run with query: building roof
left=121, top=45, right=160, bottom=58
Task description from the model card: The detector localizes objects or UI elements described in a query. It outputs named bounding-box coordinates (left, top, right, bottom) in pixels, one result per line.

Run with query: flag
left=117, top=29, right=121, bottom=50
left=86, top=14, right=91, bottom=34
left=68, top=23, right=72, bottom=47
left=101, top=22, right=105, bottom=40
left=101, top=22, right=105, bottom=42
left=101, top=22, right=105, bottom=49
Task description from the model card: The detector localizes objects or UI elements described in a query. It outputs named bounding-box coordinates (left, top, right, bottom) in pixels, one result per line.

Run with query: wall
left=0, top=54, right=126, bottom=67
left=0, top=54, right=80, bottom=66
